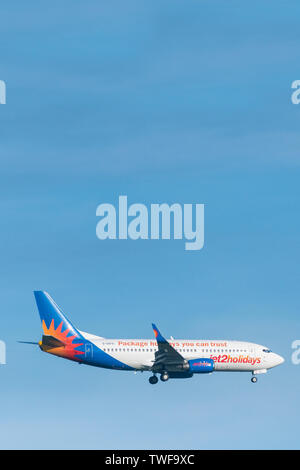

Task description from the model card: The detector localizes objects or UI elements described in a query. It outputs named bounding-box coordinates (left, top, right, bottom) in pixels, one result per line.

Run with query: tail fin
left=34, top=291, right=82, bottom=340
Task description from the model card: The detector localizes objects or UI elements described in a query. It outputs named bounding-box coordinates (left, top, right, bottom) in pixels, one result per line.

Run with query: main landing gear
left=149, top=372, right=169, bottom=384
left=160, top=371, right=169, bottom=382
left=251, top=376, right=257, bottom=383
left=149, top=375, right=158, bottom=385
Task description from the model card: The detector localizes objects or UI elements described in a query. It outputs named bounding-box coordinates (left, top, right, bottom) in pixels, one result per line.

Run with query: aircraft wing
left=151, top=323, right=187, bottom=370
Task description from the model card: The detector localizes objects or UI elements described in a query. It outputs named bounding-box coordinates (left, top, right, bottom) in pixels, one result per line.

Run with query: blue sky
left=0, top=0, right=300, bottom=449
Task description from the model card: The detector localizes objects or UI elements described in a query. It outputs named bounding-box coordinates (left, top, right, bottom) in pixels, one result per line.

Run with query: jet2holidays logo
left=96, top=196, right=204, bottom=251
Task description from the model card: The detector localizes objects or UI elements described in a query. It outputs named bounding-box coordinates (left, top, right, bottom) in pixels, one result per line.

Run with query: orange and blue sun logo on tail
left=41, top=318, right=84, bottom=361
left=35, top=290, right=85, bottom=361
left=34, top=290, right=135, bottom=371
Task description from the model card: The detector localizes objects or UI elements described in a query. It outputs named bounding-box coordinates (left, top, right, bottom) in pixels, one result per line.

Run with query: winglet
left=152, top=323, right=167, bottom=343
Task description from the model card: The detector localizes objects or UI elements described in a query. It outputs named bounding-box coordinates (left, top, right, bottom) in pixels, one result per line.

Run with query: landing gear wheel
left=160, top=372, right=169, bottom=382
left=251, top=376, right=257, bottom=383
left=149, top=375, right=158, bottom=385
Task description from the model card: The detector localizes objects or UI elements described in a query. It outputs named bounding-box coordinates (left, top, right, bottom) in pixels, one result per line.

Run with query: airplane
left=21, top=291, right=285, bottom=384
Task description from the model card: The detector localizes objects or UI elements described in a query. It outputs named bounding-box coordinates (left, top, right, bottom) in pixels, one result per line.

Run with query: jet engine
left=188, top=358, right=214, bottom=373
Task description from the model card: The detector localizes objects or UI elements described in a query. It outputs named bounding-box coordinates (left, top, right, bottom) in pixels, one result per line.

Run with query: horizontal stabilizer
left=41, top=335, right=66, bottom=349
left=18, top=341, right=39, bottom=345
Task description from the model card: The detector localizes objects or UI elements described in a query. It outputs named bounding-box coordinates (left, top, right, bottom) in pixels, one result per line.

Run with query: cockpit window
left=263, top=348, right=272, bottom=353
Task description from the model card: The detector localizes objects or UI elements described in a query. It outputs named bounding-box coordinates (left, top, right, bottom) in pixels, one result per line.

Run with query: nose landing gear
left=251, top=376, right=257, bottom=383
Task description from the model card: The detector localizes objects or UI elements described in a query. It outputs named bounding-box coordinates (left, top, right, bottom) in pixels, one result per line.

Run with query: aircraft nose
left=276, top=354, right=285, bottom=366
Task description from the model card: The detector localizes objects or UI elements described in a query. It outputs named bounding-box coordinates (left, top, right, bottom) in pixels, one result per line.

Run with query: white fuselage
left=81, top=332, right=284, bottom=373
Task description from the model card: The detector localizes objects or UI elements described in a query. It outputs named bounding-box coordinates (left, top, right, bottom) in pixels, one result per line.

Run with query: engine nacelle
left=188, top=358, right=214, bottom=373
